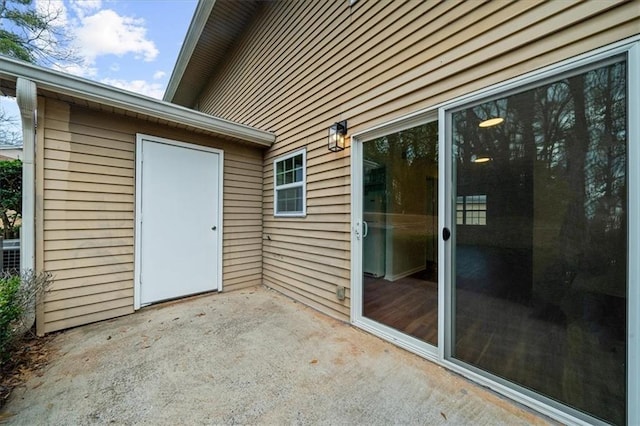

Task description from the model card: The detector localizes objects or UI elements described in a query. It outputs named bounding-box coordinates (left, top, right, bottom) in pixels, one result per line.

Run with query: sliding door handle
left=442, top=227, right=451, bottom=241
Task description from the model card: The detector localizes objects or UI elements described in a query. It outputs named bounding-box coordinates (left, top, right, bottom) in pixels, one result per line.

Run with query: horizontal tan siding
left=222, top=149, right=264, bottom=291
left=196, top=0, right=640, bottom=321
left=40, top=100, right=264, bottom=333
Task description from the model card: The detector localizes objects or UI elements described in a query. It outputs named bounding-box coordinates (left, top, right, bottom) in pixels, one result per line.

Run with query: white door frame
left=350, top=37, right=639, bottom=426
left=134, top=134, right=224, bottom=310
left=350, top=110, right=440, bottom=362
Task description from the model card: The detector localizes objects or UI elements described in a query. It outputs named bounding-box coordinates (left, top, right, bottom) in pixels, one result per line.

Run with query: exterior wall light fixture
left=328, top=120, right=347, bottom=152
left=471, top=154, right=492, bottom=163
left=478, top=117, right=504, bottom=128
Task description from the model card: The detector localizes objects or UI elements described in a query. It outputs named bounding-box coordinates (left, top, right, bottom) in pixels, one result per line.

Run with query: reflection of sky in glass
left=1, top=96, right=22, bottom=146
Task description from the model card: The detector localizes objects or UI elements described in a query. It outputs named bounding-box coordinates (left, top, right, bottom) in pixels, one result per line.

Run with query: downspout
left=16, top=77, right=37, bottom=329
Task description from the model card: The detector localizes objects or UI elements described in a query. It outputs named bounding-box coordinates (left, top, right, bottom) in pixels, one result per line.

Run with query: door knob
left=212, top=226, right=217, bottom=231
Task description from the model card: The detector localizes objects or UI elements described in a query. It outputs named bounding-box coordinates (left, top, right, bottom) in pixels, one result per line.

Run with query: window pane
left=276, top=186, right=303, bottom=214
left=452, top=60, right=627, bottom=424
left=458, top=195, right=487, bottom=226
left=276, top=154, right=304, bottom=186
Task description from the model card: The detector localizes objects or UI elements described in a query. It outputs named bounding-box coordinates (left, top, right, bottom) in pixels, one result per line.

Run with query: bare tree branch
left=0, top=0, right=79, bottom=66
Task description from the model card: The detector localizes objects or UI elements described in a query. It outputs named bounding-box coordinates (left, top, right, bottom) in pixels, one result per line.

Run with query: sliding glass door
left=353, top=44, right=636, bottom=425
left=361, top=121, right=439, bottom=346
left=449, top=58, right=627, bottom=425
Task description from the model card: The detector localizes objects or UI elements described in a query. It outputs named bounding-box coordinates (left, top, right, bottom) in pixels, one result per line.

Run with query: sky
left=1, top=0, right=199, bottom=143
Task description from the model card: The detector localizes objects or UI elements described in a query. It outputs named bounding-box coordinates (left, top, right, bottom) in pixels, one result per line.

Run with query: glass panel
left=276, top=161, right=284, bottom=186
left=276, top=186, right=303, bottom=214
left=276, top=154, right=304, bottom=186
left=362, top=121, right=439, bottom=346
left=452, top=60, right=626, bottom=424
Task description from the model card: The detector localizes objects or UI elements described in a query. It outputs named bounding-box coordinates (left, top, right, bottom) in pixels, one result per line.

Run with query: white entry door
left=135, top=135, right=222, bottom=307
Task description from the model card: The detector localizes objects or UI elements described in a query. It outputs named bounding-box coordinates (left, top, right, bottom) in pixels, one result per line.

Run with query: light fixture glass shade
left=471, top=154, right=491, bottom=163
left=478, top=117, right=504, bottom=128
left=328, top=120, right=347, bottom=152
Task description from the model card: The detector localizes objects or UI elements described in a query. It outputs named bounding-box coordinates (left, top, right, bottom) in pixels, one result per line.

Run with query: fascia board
left=0, top=56, right=275, bottom=147
left=163, top=0, right=216, bottom=103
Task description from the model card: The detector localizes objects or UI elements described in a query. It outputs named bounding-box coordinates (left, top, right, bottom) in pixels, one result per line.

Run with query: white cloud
left=33, top=0, right=73, bottom=62
left=35, top=0, right=69, bottom=28
left=101, top=78, right=165, bottom=99
left=73, top=9, right=159, bottom=64
left=29, top=2, right=165, bottom=100
left=51, top=62, right=98, bottom=79
left=68, top=0, right=101, bottom=18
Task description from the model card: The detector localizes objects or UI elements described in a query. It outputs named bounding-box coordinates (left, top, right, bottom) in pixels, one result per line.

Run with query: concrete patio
left=2, top=286, right=552, bottom=425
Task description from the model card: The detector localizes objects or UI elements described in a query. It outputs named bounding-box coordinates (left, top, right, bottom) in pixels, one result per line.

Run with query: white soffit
left=163, top=0, right=216, bottom=104
left=164, top=0, right=261, bottom=107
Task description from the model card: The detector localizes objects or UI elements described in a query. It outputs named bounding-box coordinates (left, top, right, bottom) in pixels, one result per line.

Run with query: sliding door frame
left=439, top=38, right=638, bottom=426
left=350, top=36, right=639, bottom=426
left=350, top=110, right=440, bottom=361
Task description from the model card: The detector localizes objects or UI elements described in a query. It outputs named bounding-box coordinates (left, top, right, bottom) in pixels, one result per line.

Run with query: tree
left=0, top=159, right=21, bottom=239
left=0, top=104, right=21, bottom=146
left=1, top=0, right=77, bottom=240
left=0, top=0, right=76, bottom=65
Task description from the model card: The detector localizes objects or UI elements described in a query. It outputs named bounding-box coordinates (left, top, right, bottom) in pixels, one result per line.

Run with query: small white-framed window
left=456, top=194, right=487, bottom=225
left=273, top=148, right=306, bottom=217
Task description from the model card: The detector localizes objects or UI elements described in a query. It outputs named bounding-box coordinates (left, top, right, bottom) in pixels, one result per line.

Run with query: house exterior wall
left=0, top=148, right=23, bottom=160
left=194, top=0, right=640, bottom=322
left=38, top=98, right=264, bottom=333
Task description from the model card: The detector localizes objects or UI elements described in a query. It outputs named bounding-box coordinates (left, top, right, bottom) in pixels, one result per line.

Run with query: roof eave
left=0, top=56, right=275, bottom=147
left=163, top=0, right=216, bottom=104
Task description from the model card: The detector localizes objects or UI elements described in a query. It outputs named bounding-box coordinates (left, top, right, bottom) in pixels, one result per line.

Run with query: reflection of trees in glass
left=365, top=122, right=438, bottom=215
left=452, top=60, right=627, bottom=424
left=453, top=61, right=626, bottom=274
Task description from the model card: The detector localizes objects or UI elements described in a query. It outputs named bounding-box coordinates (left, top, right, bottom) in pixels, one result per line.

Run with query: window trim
left=273, top=148, right=307, bottom=217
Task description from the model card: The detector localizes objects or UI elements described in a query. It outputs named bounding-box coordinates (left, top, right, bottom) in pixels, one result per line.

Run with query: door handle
left=442, top=227, right=451, bottom=241
left=363, top=221, right=369, bottom=238
left=211, top=226, right=217, bottom=231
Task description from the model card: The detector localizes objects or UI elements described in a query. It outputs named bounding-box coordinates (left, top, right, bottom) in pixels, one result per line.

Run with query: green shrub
left=0, top=160, right=22, bottom=240
left=0, top=274, right=22, bottom=361
left=0, top=271, right=53, bottom=363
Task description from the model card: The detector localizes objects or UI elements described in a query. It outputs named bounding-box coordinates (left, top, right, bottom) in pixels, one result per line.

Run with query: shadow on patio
left=1, top=286, right=552, bottom=424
